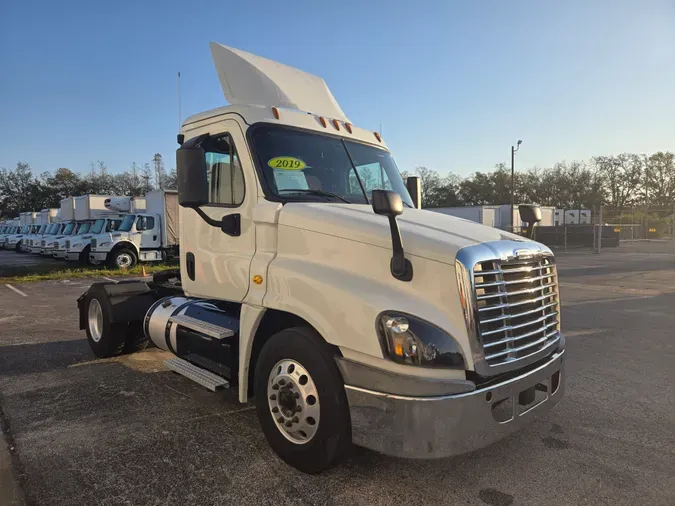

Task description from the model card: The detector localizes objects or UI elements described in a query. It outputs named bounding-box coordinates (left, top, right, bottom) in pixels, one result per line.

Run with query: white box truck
left=42, top=199, right=77, bottom=256
left=63, top=195, right=134, bottom=264
left=6, top=212, right=38, bottom=252
left=77, top=43, right=565, bottom=474
left=27, top=209, right=58, bottom=253
left=89, top=190, right=179, bottom=268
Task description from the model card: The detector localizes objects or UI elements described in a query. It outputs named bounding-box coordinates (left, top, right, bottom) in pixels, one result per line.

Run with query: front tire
left=108, top=247, right=137, bottom=270
left=254, top=326, right=351, bottom=474
left=15, top=241, right=23, bottom=253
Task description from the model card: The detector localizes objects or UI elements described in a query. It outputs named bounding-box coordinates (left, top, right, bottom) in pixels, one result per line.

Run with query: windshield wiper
left=278, top=189, right=351, bottom=203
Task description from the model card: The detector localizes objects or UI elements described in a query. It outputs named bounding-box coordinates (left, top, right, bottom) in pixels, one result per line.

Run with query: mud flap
left=77, top=282, right=157, bottom=330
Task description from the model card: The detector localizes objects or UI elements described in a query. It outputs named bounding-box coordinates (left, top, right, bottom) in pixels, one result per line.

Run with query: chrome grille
left=91, top=238, right=97, bottom=249
left=65, top=240, right=71, bottom=249
left=41, top=239, right=46, bottom=247
left=473, top=255, right=559, bottom=366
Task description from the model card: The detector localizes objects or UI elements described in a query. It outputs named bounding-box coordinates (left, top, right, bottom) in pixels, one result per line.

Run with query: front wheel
left=15, top=241, right=23, bottom=253
left=108, top=248, right=137, bottom=270
left=254, top=326, right=352, bottom=474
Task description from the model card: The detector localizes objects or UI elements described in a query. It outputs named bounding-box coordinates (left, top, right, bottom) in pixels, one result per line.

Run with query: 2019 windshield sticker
left=267, top=156, right=306, bottom=170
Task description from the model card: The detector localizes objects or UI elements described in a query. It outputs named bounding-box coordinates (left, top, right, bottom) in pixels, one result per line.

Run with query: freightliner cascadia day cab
left=77, top=43, right=565, bottom=474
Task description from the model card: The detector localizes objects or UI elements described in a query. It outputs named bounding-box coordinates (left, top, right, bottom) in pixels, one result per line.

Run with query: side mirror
left=372, top=189, right=403, bottom=216
left=406, top=176, right=422, bottom=209
left=518, top=204, right=542, bottom=239
left=371, top=190, right=412, bottom=282
left=176, top=145, right=209, bottom=208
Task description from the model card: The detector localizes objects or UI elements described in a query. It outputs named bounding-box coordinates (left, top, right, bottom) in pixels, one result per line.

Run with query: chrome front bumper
left=64, top=251, right=80, bottom=261
left=345, top=350, right=565, bottom=459
left=53, top=250, right=67, bottom=259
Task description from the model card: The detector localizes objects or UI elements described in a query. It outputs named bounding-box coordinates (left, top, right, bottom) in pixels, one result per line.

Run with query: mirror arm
left=387, top=216, right=413, bottom=281
left=192, top=206, right=241, bottom=237
left=193, top=206, right=221, bottom=228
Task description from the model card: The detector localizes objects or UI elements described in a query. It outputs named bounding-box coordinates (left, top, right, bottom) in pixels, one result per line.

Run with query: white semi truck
left=89, top=190, right=178, bottom=268
left=78, top=44, right=565, bottom=474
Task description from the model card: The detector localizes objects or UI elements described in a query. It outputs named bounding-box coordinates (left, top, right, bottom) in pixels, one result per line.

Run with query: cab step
left=164, top=357, right=230, bottom=391
left=168, top=314, right=235, bottom=339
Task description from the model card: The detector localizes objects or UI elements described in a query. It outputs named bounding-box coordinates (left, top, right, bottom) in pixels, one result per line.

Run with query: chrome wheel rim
left=116, top=253, right=132, bottom=268
left=88, top=299, right=103, bottom=342
left=267, top=359, right=320, bottom=444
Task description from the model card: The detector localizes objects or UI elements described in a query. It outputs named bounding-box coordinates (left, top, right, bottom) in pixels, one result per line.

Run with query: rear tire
left=84, top=285, right=127, bottom=358
left=108, top=247, right=137, bottom=270
left=254, top=326, right=352, bottom=474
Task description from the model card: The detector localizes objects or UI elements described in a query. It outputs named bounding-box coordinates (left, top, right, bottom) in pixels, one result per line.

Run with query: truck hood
left=278, top=203, right=527, bottom=264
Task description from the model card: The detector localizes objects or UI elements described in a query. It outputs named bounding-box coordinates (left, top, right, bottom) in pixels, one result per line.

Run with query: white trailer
left=431, top=206, right=499, bottom=227
left=77, top=43, right=565, bottom=474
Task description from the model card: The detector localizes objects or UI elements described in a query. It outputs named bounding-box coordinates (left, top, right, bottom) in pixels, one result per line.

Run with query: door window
left=205, top=135, right=245, bottom=206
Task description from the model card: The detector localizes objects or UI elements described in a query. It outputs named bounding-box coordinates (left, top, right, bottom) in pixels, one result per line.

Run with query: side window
left=136, top=216, right=155, bottom=231
left=205, top=135, right=245, bottom=205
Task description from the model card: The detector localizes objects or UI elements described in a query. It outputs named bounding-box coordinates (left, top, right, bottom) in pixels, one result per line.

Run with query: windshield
left=90, top=219, right=105, bottom=234
left=77, top=222, right=91, bottom=234
left=38, top=225, right=46, bottom=233
left=50, top=224, right=62, bottom=235
left=118, top=215, right=136, bottom=232
left=62, top=223, right=75, bottom=235
left=250, top=125, right=413, bottom=206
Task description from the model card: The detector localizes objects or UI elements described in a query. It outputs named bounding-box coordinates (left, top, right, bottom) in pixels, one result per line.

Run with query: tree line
left=0, top=154, right=177, bottom=218
left=403, top=151, right=674, bottom=210
left=1, top=151, right=673, bottom=218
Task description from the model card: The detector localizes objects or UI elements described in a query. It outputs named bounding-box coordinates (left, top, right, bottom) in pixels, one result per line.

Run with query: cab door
left=180, top=119, right=257, bottom=302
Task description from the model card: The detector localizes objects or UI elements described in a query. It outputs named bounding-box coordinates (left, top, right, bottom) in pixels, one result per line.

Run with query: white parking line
left=101, top=277, right=117, bottom=283
left=5, top=284, right=27, bottom=297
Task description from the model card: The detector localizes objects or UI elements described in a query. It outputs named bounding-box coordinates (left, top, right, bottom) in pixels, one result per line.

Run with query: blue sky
left=1, top=0, right=673, bottom=177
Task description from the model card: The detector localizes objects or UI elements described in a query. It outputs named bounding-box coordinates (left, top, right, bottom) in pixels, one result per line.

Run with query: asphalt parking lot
left=1, top=243, right=674, bottom=505
left=0, top=250, right=64, bottom=277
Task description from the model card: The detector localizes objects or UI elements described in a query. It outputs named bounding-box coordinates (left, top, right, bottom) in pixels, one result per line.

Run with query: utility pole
left=510, top=140, right=522, bottom=232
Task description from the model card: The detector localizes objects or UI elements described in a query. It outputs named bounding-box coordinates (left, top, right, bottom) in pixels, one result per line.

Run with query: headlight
left=71, top=243, right=82, bottom=248
left=99, top=242, right=111, bottom=247
left=377, top=312, right=465, bottom=369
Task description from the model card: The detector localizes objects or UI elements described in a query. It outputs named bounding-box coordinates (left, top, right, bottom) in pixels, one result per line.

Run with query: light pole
left=510, top=139, right=522, bottom=232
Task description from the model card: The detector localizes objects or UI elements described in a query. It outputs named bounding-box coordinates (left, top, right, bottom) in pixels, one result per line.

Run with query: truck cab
left=54, top=221, right=90, bottom=259
left=27, top=224, right=49, bottom=254
left=65, top=217, right=123, bottom=264
left=2, top=226, right=25, bottom=250
left=40, top=222, right=67, bottom=255
left=78, top=43, right=565, bottom=474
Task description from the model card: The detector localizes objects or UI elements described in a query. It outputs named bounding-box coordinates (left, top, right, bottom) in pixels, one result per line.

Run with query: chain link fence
left=532, top=204, right=675, bottom=253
